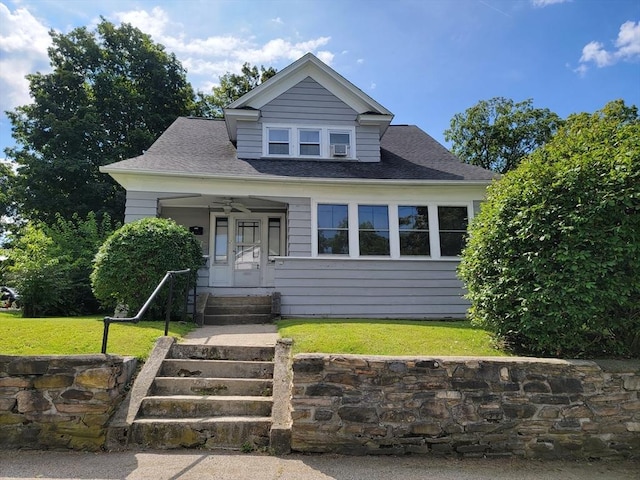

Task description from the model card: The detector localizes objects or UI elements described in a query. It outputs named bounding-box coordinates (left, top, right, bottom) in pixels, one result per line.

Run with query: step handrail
left=101, top=269, right=191, bottom=354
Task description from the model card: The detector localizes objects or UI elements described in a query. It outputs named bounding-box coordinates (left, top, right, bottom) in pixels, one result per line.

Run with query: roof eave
left=100, top=166, right=494, bottom=187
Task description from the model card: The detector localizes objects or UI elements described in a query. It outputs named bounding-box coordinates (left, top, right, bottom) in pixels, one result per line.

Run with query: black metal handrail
left=101, top=269, right=192, bottom=354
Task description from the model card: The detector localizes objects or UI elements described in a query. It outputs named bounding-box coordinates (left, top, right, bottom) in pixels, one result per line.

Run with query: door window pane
left=399, top=206, right=430, bottom=256
left=236, top=220, right=260, bottom=244
left=438, top=206, right=468, bottom=256
left=317, top=204, right=349, bottom=254
left=268, top=218, right=281, bottom=256
left=358, top=205, right=389, bottom=256
left=214, top=218, right=228, bottom=263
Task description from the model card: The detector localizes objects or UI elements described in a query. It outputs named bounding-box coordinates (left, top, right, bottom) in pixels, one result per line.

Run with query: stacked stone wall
left=291, top=355, right=640, bottom=459
left=0, top=355, right=137, bottom=450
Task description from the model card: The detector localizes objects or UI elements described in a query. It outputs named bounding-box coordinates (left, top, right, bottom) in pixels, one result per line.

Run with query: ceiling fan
left=210, top=197, right=251, bottom=214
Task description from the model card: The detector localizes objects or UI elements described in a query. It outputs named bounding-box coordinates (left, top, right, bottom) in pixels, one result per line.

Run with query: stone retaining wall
left=291, top=355, right=640, bottom=459
left=0, top=355, right=137, bottom=450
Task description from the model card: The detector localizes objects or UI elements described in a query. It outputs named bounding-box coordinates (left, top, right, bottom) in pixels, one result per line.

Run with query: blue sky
left=1, top=0, right=639, bottom=160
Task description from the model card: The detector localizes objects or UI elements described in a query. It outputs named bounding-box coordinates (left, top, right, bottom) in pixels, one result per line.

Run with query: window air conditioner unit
left=331, top=144, right=349, bottom=157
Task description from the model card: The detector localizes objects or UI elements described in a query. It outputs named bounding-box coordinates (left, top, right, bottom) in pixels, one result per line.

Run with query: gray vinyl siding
left=286, top=198, right=312, bottom=257
left=237, top=77, right=381, bottom=162
left=236, top=120, right=262, bottom=159
left=124, top=191, right=161, bottom=222
left=261, top=77, right=356, bottom=124
left=275, top=258, right=468, bottom=319
left=161, top=207, right=210, bottom=256
left=356, top=125, right=381, bottom=162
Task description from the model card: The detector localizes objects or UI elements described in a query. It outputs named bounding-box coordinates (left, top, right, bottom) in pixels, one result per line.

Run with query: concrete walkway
left=181, top=324, right=279, bottom=346
left=0, top=450, right=637, bottom=480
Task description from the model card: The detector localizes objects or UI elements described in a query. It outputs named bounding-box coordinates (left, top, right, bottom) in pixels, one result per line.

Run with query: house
left=101, top=53, right=495, bottom=319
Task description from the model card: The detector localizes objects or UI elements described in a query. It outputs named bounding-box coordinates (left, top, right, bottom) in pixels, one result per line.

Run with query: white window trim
left=262, top=124, right=356, bottom=159
left=312, top=200, right=473, bottom=260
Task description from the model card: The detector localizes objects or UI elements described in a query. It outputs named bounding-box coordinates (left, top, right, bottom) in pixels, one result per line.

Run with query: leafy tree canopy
left=7, top=213, right=118, bottom=317
left=459, top=100, right=640, bottom=358
left=195, top=63, right=277, bottom=118
left=0, top=162, right=15, bottom=240
left=444, top=97, right=563, bottom=174
left=5, top=18, right=196, bottom=225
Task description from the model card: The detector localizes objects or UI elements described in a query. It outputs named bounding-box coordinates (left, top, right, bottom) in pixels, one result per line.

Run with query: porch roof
left=101, top=117, right=496, bottom=182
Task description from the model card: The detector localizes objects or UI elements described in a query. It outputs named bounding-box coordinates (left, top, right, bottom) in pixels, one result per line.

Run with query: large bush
left=459, top=100, right=639, bottom=358
left=91, top=217, right=202, bottom=318
left=7, top=213, right=117, bottom=317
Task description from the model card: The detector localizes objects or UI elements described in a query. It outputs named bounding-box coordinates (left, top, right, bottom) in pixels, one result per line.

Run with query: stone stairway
left=203, top=295, right=276, bottom=325
left=108, top=336, right=292, bottom=452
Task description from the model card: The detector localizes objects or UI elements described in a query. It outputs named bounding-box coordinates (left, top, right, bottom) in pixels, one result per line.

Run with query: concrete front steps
left=203, top=295, right=276, bottom=325
left=107, top=337, right=292, bottom=453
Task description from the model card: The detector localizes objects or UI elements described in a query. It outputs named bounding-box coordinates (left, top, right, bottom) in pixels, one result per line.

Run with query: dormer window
left=268, top=128, right=290, bottom=155
left=263, top=124, right=355, bottom=159
left=299, top=129, right=321, bottom=156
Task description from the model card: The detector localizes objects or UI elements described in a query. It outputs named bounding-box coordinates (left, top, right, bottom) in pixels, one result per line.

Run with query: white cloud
left=0, top=4, right=334, bottom=113
left=112, top=6, right=332, bottom=85
left=316, top=50, right=334, bottom=65
left=577, top=21, right=640, bottom=74
left=580, top=41, right=614, bottom=67
left=531, top=0, right=571, bottom=7
left=616, top=20, right=640, bottom=60
left=0, top=3, right=51, bottom=111
left=113, top=7, right=170, bottom=39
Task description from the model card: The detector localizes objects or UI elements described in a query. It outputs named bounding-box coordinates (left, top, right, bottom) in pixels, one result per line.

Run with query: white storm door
left=233, top=219, right=262, bottom=287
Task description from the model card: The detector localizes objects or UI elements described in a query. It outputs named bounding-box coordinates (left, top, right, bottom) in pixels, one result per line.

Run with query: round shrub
left=459, top=100, right=639, bottom=358
left=91, top=217, right=202, bottom=318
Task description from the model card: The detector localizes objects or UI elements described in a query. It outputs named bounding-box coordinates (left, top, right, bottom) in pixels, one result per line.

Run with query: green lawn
left=0, top=311, right=194, bottom=359
left=277, top=318, right=509, bottom=356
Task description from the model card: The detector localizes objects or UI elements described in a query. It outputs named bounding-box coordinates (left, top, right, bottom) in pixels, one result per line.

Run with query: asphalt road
left=0, top=450, right=637, bottom=480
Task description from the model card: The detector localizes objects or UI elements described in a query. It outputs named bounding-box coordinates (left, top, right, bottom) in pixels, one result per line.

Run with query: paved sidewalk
left=0, top=450, right=637, bottom=480
left=181, top=324, right=279, bottom=346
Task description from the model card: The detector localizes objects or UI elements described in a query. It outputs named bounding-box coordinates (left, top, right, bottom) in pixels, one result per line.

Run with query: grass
left=0, top=310, right=195, bottom=359
left=276, top=318, right=509, bottom=356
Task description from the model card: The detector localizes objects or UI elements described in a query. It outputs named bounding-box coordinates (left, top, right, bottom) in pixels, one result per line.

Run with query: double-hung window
left=358, top=205, right=389, bottom=255
left=317, top=204, right=349, bottom=254
left=329, top=131, right=351, bottom=157
left=398, top=206, right=430, bottom=256
left=267, top=128, right=290, bottom=155
left=438, top=206, right=468, bottom=256
left=299, top=129, right=321, bottom=156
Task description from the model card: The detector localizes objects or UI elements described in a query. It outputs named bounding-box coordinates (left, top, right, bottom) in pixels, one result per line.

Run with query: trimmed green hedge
left=459, top=100, right=639, bottom=358
left=91, top=217, right=202, bottom=318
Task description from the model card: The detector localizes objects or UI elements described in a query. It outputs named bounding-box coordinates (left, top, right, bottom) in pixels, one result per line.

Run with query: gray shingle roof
left=103, top=117, right=496, bottom=182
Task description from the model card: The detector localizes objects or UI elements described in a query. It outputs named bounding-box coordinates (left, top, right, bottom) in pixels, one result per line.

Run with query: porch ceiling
left=158, top=194, right=287, bottom=210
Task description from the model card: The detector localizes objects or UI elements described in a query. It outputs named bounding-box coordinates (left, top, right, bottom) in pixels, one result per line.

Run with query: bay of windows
left=316, top=203, right=469, bottom=258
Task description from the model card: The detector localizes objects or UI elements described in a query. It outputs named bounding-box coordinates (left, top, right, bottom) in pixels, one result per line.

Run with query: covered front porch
left=154, top=194, right=305, bottom=293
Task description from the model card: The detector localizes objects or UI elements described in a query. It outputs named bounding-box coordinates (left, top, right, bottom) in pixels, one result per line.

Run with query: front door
left=233, top=219, right=262, bottom=287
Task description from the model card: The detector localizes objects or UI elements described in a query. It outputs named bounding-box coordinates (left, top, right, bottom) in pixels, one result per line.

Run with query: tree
left=444, top=97, right=563, bottom=174
left=0, top=162, right=15, bottom=240
left=195, top=63, right=277, bottom=118
left=6, top=213, right=118, bottom=317
left=5, top=19, right=196, bottom=225
left=91, top=217, right=202, bottom=318
left=458, top=100, right=640, bottom=358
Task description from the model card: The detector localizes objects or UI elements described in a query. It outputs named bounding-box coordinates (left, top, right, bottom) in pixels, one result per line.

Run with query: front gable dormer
left=224, top=53, right=393, bottom=163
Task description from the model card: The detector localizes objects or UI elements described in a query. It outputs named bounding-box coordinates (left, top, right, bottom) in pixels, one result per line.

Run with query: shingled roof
left=102, top=117, right=496, bottom=182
